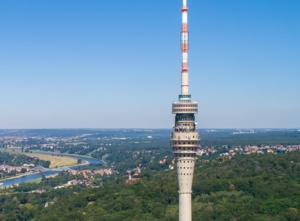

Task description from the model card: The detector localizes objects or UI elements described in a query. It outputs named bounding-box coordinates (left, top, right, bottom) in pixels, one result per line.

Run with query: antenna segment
left=181, top=0, right=189, bottom=95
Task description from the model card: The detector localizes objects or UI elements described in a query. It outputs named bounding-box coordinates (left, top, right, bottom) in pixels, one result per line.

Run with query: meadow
left=22, top=152, right=77, bottom=168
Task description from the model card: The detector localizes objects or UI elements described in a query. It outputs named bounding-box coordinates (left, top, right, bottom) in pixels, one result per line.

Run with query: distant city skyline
left=1, top=0, right=299, bottom=129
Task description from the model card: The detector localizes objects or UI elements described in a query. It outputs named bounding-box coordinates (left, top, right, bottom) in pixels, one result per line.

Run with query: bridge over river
left=0, top=154, right=102, bottom=188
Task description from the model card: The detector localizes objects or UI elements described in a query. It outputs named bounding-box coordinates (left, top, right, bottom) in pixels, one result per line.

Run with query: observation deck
left=172, top=95, right=198, bottom=114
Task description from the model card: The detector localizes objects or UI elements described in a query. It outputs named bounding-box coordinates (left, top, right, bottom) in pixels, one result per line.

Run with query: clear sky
left=0, top=0, right=299, bottom=129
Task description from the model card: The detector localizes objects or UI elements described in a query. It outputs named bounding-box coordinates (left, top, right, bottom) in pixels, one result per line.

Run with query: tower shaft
left=171, top=0, right=200, bottom=221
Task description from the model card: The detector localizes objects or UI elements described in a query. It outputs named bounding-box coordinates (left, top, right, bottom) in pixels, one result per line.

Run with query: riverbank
left=0, top=171, right=40, bottom=182
left=0, top=154, right=102, bottom=188
left=0, top=161, right=88, bottom=183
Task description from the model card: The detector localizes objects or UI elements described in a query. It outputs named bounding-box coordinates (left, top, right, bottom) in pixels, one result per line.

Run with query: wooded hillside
left=1, top=152, right=300, bottom=220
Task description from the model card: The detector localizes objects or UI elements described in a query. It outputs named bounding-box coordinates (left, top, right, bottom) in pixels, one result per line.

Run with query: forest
left=1, top=152, right=300, bottom=220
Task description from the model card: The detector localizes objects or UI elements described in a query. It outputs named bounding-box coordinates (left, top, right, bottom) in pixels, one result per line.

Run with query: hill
left=1, top=152, right=300, bottom=220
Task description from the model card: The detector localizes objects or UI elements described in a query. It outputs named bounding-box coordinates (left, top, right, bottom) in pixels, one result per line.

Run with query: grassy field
left=23, top=153, right=77, bottom=168
left=102, top=154, right=109, bottom=161
left=26, top=178, right=42, bottom=184
left=2, top=149, right=78, bottom=169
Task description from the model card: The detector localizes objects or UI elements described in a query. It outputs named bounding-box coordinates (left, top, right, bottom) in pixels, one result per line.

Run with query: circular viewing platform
left=172, top=102, right=198, bottom=114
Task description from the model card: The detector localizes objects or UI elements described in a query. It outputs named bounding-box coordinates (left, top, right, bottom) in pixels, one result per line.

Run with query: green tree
left=20, top=168, right=27, bottom=173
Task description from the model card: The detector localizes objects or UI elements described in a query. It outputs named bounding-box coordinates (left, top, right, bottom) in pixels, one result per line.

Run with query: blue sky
left=0, top=0, right=299, bottom=129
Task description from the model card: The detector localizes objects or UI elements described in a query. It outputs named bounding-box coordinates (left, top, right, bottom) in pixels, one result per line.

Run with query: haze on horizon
left=0, top=0, right=299, bottom=129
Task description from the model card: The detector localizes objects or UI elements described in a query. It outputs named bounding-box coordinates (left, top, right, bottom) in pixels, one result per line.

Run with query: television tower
left=171, top=0, right=200, bottom=220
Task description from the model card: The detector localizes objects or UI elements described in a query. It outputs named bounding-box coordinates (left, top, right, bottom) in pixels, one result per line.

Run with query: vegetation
left=0, top=151, right=51, bottom=179
left=3, top=129, right=300, bottom=176
left=0, top=151, right=50, bottom=168
left=21, top=153, right=77, bottom=169
left=1, top=129, right=300, bottom=220
left=11, top=171, right=84, bottom=192
left=199, top=129, right=300, bottom=146
left=91, top=138, right=171, bottom=173
left=1, top=152, right=300, bottom=220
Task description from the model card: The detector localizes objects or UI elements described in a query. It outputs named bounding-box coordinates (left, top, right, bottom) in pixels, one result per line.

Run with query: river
left=0, top=153, right=103, bottom=188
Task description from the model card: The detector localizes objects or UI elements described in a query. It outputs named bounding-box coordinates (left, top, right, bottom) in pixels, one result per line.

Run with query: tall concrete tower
left=171, top=0, right=200, bottom=220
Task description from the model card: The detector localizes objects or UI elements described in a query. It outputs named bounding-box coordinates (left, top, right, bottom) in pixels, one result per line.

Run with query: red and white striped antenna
left=181, top=0, right=189, bottom=95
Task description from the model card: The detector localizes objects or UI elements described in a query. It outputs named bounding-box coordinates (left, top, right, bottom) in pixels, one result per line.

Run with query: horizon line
left=0, top=128, right=299, bottom=130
